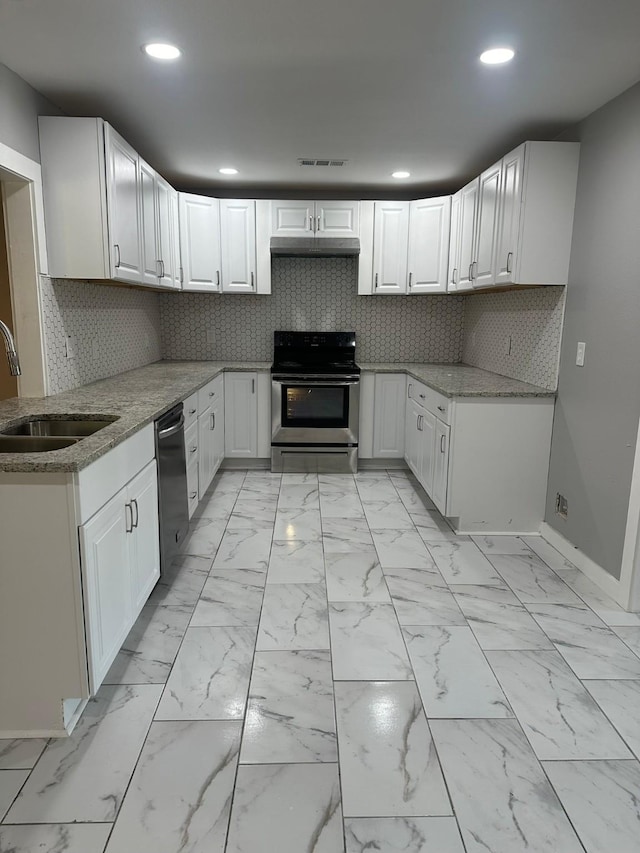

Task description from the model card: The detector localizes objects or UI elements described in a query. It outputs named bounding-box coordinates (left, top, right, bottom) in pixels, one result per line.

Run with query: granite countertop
left=359, top=363, right=555, bottom=398
left=0, top=361, right=271, bottom=474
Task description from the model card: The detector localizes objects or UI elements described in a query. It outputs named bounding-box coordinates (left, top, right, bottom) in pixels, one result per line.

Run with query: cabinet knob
left=189, top=491, right=197, bottom=500
left=209, top=391, right=215, bottom=397
left=437, top=405, right=445, bottom=412
left=419, top=393, right=425, bottom=399
left=189, top=408, right=197, bottom=415
left=190, top=446, right=197, bottom=453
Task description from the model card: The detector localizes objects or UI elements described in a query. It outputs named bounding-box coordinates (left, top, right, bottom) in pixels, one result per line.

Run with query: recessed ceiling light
left=480, top=47, right=515, bottom=65
left=143, top=43, right=181, bottom=61
left=219, top=167, right=239, bottom=175
left=392, top=170, right=410, bottom=179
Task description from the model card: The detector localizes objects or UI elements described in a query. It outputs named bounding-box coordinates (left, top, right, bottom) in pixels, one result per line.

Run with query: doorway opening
left=0, top=200, right=17, bottom=400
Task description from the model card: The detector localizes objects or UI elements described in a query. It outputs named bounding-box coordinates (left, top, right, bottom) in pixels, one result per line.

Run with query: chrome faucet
left=0, top=319, right=21, bottom=376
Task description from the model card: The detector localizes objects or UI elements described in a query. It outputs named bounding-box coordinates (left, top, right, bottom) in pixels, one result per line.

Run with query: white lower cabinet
left=80, top=458, right=159, bottom=693
left=432, top=418, right=450, bottom=513
left=224, top=372, right=258, bottom=457
left=198, top=406, right=216, bottom=498
left=372, top=374, right=406, bottom=457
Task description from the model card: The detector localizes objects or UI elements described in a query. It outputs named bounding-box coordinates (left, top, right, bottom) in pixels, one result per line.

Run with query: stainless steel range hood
left=270, top=237, right=360, bottom=257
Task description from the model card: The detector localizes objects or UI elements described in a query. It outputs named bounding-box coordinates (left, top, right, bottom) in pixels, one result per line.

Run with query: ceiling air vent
left=298, top=158, right=348, bottom=167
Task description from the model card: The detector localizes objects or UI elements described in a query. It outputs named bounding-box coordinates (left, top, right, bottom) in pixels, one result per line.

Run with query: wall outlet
left=555, top=492, right=569, bottom=518
left=64, top=335, right=75, bottom=359
left=576, top=341, right=586, bottom=366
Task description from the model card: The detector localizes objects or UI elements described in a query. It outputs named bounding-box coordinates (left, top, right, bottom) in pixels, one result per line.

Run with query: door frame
left=620, top=422, right=640, bottom=610
left=0, top=140, right=48, bottom=397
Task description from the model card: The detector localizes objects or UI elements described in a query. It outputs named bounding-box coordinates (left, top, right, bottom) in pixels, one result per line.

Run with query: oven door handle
left=272, top=378, right=360, bottom=386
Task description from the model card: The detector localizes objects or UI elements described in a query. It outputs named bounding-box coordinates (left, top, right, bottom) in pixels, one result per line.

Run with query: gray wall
left=545, top=81, right=640, bottom=579
left=0, top=62, right=62, bottom=162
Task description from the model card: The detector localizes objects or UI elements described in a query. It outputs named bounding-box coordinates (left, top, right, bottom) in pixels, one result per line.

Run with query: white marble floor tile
left=241, top=650, right=337, bottom=763
left=319, top=491, right=366, bottom=519
left=323, top=517, right=374, bottom=553
left=410, top=510, right=460, bottom=542
left=208, top=470, right=247, bottom=493
left=325, top=549, right=390, bottom=602
left=194, top=489, right=237, bottom=520
left=613, top=626, right=640, bottom=656
left=5, top=685, right=162, bottom=823
left=226, top=763, right=343, bottom=853
left=543, top=759, right=640, bottom=853
left=181, top=516, right=227, bottom=558
left=403, top=626, right=512, bottom=718
left=330, top=603, right=413, bottom=680
left=355, top=474, right=398, bottom=502
left=393, top=480, right=436, bottom=513
left=277, top=483, right=320, bottom=509
left=226, top=498, right=277, bottom=530
left=274, top=507, right=322, bottom=541
left=0, top=771, right=29, bottom=820
left=0, top=824, right=112, bottom=853
left=371, top=529, right=435, bottom=570
left=362, top=499, right=414, bottom=530
left=104, top=605, right=192, bottom=684
left=240, top=474, right=282, bottom=498
left=147, top=555, right=210, bottom=606
left=212, top=528, right=273, bottom=570
left=521, top=535, right=578, bottom=571
left=105, top=721, right=241, bottom=853
left=487, top=650, right=632, bottom=760
left=528, top=603, right=640, bottom=679
left=451, top=585, right=553, bottom=650
left=470, top=535, right=533, bottom=555
left=584, top=680, right=640, bottom=759
left=385, top=568, right=467, bottom=626
left=267, top=540, right=325, bottom=583
left=428, top=541, right=503, bottom=585
left=257, top=582, right=329, bottom=650
left=489, top=553, right=583, bottom=604
left=334, top=681, right=451, bottom=817
left=0, top=739, right=47, bottom=770
left=319, top=473, right=357, bottom=488
left=555, top=567, right=640, bottom=625
left=281, top=472, right=318, bottom=485
left=190, top=569, right=266, bottom=627
left=344, top=817, right=465, bottom=853
left=430, top=719, right=583, bottom=853
left=155, top=626, right=255, bottom=720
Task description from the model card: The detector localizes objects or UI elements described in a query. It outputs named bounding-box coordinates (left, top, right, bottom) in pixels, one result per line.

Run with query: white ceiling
left=1, top=0, right=640, bottom=196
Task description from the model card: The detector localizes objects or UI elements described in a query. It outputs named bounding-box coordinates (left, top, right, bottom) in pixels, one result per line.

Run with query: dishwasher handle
left=157, top=413, right=185, bottom=440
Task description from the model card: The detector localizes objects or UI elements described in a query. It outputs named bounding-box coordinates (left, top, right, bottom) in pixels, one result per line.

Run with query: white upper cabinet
left=179, top=193, right=221, bottom=292
left=269, top=200, right=359, bottom=238
left=372, top=201, right=410, bottom=293
left=473, top=161, right=502, bottom=289
left=156, top=177, right=180, bottom=289
left=220, top=199, right=257, bottom=293
left=407, top=197, right=451, bottom=294
left=455, top=178, right=479, bottom=292
left=447, top=190, right=462, bottom=292
left=139, top=159, right=160, bottom=287
left=105, top=124, right=142, bottom=283
left=493, top=144, right=525, bottom=287
left=168, top=188, right=182, bottom=289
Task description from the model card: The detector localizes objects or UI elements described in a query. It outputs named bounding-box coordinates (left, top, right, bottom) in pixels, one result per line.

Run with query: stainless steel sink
left=1, top=417, right=117, bottom=437
left=0, top=435, right=80, bottom=452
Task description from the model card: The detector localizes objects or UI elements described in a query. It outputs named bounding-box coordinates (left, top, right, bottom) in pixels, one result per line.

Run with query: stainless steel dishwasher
left=154, top=403, right=189, bottom=572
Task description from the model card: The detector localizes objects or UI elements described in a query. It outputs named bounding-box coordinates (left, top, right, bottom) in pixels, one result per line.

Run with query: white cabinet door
left=494, top=144, right=525, bottom=287
left=407, top=197, right=451, bottom=294
left=128, top=460, right=160, bottom=616
left=224, top=372, right=258, bottom=457
left=220, top=199, right=257, bottom=293
left=473, top=162, right=501, bottom=289
left=198, top=407, right=216, bottom=499
left=168, top=188, right=182, bottom=289
left=211, top=394, right=225, bottom=473
left=405, top=397, right=422, bottom=478
left=432, top=419, right=450, bottom=514
left=447, top=191, right=462, bottom=292
left=419, top=408, right=436, bottom=497
left=156, top=176, right=175, bottom=288
left=317, top=201, right=360, bottom=237
left=105, top=124, right=142, bottom=283
left=270, top=200, right=314, bottom=237
left=456, top=179, right=478, bottom=291
left=372, top=202, right=410, bottom=294
left=139, top=159, right=160, bottom=286
left=373, top=373, right=406, bottom=457
left=179, top=193, right=221, bottom=291
left=79, top=488, right=131, bottom=692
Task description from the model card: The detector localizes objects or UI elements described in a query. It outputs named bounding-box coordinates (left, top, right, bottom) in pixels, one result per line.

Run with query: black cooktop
left=272, top=331, right=360, bottom=376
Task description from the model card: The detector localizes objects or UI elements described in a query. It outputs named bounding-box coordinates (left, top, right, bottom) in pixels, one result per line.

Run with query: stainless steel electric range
left=271, top=331, right=360, bottom=473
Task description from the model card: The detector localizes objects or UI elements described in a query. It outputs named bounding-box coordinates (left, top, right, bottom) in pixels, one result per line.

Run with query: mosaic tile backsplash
left=462, top=286, right=565, bottom=390
left=40, top=277, right=162, bottom=394
left=159, top=258, right=465, bottom=363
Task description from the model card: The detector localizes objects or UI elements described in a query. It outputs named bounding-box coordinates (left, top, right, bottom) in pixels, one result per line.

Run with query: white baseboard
left=539, top=522, right=624, bottom=606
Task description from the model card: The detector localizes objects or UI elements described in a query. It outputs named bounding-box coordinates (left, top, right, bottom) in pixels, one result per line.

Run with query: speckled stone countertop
left=0, top=361, right=270, bottom=474
left=359, top=363, right=555, bottom=398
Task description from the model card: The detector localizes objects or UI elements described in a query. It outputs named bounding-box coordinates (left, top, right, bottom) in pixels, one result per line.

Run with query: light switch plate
left=576, top=341, right=586, bottom=366
left=65, top=335, right=75, bottom=359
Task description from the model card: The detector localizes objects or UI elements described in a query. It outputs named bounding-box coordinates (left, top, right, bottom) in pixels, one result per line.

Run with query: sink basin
left=1, top=417, right=117, bottom=437
left=0, top=435, right=79, bottom=453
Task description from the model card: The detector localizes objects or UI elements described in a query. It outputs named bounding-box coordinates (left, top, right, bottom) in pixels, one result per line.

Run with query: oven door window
left=282, top=384, right=349, bottom=428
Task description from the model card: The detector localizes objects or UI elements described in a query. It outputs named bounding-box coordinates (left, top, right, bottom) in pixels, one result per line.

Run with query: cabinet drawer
left=198, top=374, right=224, bottom=412
left=185, top=420, right=199, bottom=464
left=407, top=378, right=451, bottom=424
left=183, top=392, right=199, bottom=427
left=187, top=457, right=199, bottom=518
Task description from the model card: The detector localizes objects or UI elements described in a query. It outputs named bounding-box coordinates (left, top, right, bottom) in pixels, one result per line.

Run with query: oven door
left=272, top=377, right=360, bottom=445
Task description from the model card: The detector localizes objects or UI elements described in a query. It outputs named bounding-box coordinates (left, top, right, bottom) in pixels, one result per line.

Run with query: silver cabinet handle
left=506, top=252, right=513, bottom=274
left=132, top=498, right=139, bottom=528
left=408, top=272, right=413, bottom=289
left=250, top=271, right=255, bottom=290
left=437, top=405, right=445, bottom=412
left=189, top=491, right=197, bottom=500
left=417, top=414, right=423, bottom=431
left=440, top=434, right=446, bottom=453
left=472, top=260, right=478, bottom=279
left=179, top=266, right=184, bottom=284
left=374, top=273, right=379, bottom=289
left=468, top=263, right=473, bottom=281
left=251, top=378, right=255, bottom=394
left=189, top=446, right=197, bottom=453
left=309, top=216, right=314, bottom=233
left=125, top=502, right=133, bottom=534
left=407, top=383, right=413, bottom=399
left=451, top=267, right=457, bottom=285
left=216, top=270, right=220, bottom=288
left=210, top=412, right=215, bottom=430
left=114, top=244, right=121, bottom=268
left=189, top=408, right=197, bottom=415
left=158, top=259, right=165, bottom=279
left=316, top=216, right=321, bottom=232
